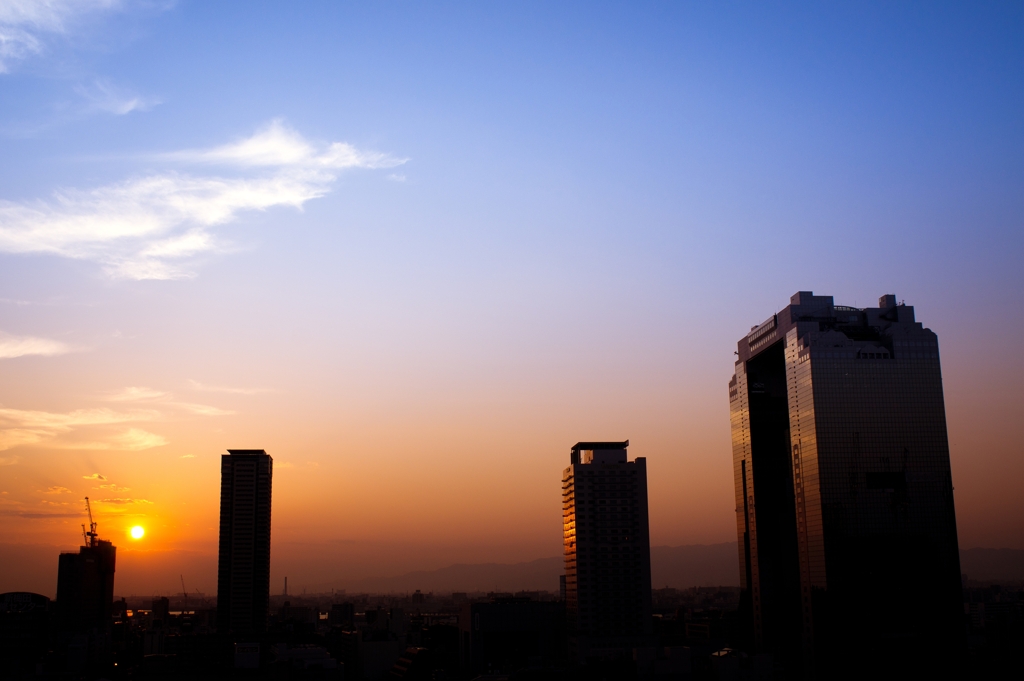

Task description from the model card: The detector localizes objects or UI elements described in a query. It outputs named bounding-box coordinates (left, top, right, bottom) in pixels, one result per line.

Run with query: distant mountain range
left=650, top=543, right=740, bottom=589
left=343, top=543, right=1024, bottom=593
left=960, top=547, right=1024, bottom=582
left=347, top=555, right=564, bottom=594
left=347, top=543, right=741, bottom=593
left=4, top=542, right=1020, bottom=597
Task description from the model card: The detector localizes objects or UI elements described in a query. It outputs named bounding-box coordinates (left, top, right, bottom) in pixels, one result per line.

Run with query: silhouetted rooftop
left=571, top=441, right=628, bottom=453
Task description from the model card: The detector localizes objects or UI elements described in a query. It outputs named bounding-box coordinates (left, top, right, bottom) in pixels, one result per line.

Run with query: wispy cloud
left=83, top=473, right=106, bottom=480
left=97, top=483, right=129, bottom=491
left=95, top=497, right=151, bottom=505
left=46, top=485, right=72, bottom=494
left=110, top=427, right=166, bottom=450
left=0, top=406, right=154, bottom=429
left=0, top=406, right=156, bottom=451
left=173, top=402, right=235, bottom=416
left=102, top=385, right=235, bottom=417
left=0, top=121, right=406, bottom=279
left=0, top=429, right=47, bottom=450
left=165, top=121, right=404, bottom=170
left=0, top=331, right=73, bottom=359
left=60, top=427, right=167, bottom=451
left=188, top=379, right=271, bottom=395
left=103, top=386, right=168, bottom=402
left=74, top=79, right=159, bottom=115
left=0, top=509, right=83, bottom=518
left=1, top=384, right=233, bottom=451
left=0, top=0, right=120, bottom=73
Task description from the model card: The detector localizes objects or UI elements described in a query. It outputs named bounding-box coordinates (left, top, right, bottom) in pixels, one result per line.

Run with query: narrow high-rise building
left=562, top=441, right=652, bottom=661
left=729, top=292, right=962, bottom=677
left=217, top=449, right=273, bottom=637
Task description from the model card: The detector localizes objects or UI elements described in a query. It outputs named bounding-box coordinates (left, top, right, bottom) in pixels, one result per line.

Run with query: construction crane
left=81, top=497, right=98, bottom=547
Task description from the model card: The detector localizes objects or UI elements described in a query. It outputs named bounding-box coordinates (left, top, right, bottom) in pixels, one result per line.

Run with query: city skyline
left=1, top=2, right=1023, bottom=598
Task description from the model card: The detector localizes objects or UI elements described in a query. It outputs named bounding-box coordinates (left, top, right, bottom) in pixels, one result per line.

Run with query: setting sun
left=130, top=526, right=145, bottom=540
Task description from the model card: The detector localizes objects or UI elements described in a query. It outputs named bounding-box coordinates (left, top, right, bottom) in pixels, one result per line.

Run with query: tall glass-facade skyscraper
left=217, top=449, right=273, bottom=637
left=729, top=292, right=962, bottom=677
left=562, top=441, right=652, bottom=661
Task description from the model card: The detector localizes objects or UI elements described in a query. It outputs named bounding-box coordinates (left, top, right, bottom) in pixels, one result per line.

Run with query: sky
left=0, top=1, right=1021, bottom=597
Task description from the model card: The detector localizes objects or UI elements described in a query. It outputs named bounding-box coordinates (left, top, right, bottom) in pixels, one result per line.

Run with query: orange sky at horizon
left=1, top=281, right=1021, bottom=598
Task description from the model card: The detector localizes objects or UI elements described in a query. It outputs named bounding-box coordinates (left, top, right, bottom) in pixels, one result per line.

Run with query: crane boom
left=83, top=497, right=98, bottom=546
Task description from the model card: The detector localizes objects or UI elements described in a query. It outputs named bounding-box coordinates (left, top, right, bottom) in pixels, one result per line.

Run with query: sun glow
left=130, top=525, right=145, bottom=540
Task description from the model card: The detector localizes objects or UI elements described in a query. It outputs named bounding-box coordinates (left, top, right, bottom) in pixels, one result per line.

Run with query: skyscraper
left=562, top=441, right=652, bottom=661
left=729, top=292, right=962, bottom=677
left=56, top=499, right=116, bottom=635
left=217, top=449, right=273, bottom=637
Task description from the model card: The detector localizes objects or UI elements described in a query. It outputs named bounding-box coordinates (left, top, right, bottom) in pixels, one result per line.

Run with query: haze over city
left=1, top=0, right=1022, bottom=603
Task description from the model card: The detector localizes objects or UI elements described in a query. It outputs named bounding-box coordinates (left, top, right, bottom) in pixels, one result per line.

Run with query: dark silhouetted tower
left=56, top=500, right=116, bottom=634
left=562, top=441, right=652, bottom=661
left=217, top=449, right=273, bottom=637
left=55, top=498, right=116, bottom=666
left=730, top=292, right=962, bottom=678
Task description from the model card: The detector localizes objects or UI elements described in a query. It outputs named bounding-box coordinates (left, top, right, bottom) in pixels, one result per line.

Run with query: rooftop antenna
left=83, top=497, right=98, bottom=547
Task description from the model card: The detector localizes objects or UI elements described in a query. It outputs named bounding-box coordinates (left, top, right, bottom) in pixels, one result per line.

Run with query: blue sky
left=0, top=1, right=1022, bottom=592
left=3, top=2, right=1021, bottom=292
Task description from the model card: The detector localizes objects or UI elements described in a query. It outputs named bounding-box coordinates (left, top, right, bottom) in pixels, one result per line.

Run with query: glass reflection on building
left=729, top=292, right=962, bottom=678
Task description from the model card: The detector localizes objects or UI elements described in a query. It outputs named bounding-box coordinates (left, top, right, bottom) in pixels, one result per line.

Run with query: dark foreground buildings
left=1, top=592, right=52, bottom=676
left=562, top=441, right=653, bottom=662
left=217, top=448, right=273, bottom=638
left=459, top=597, right=565, bottom=674
left=729, top=292, right=962, bottom=677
